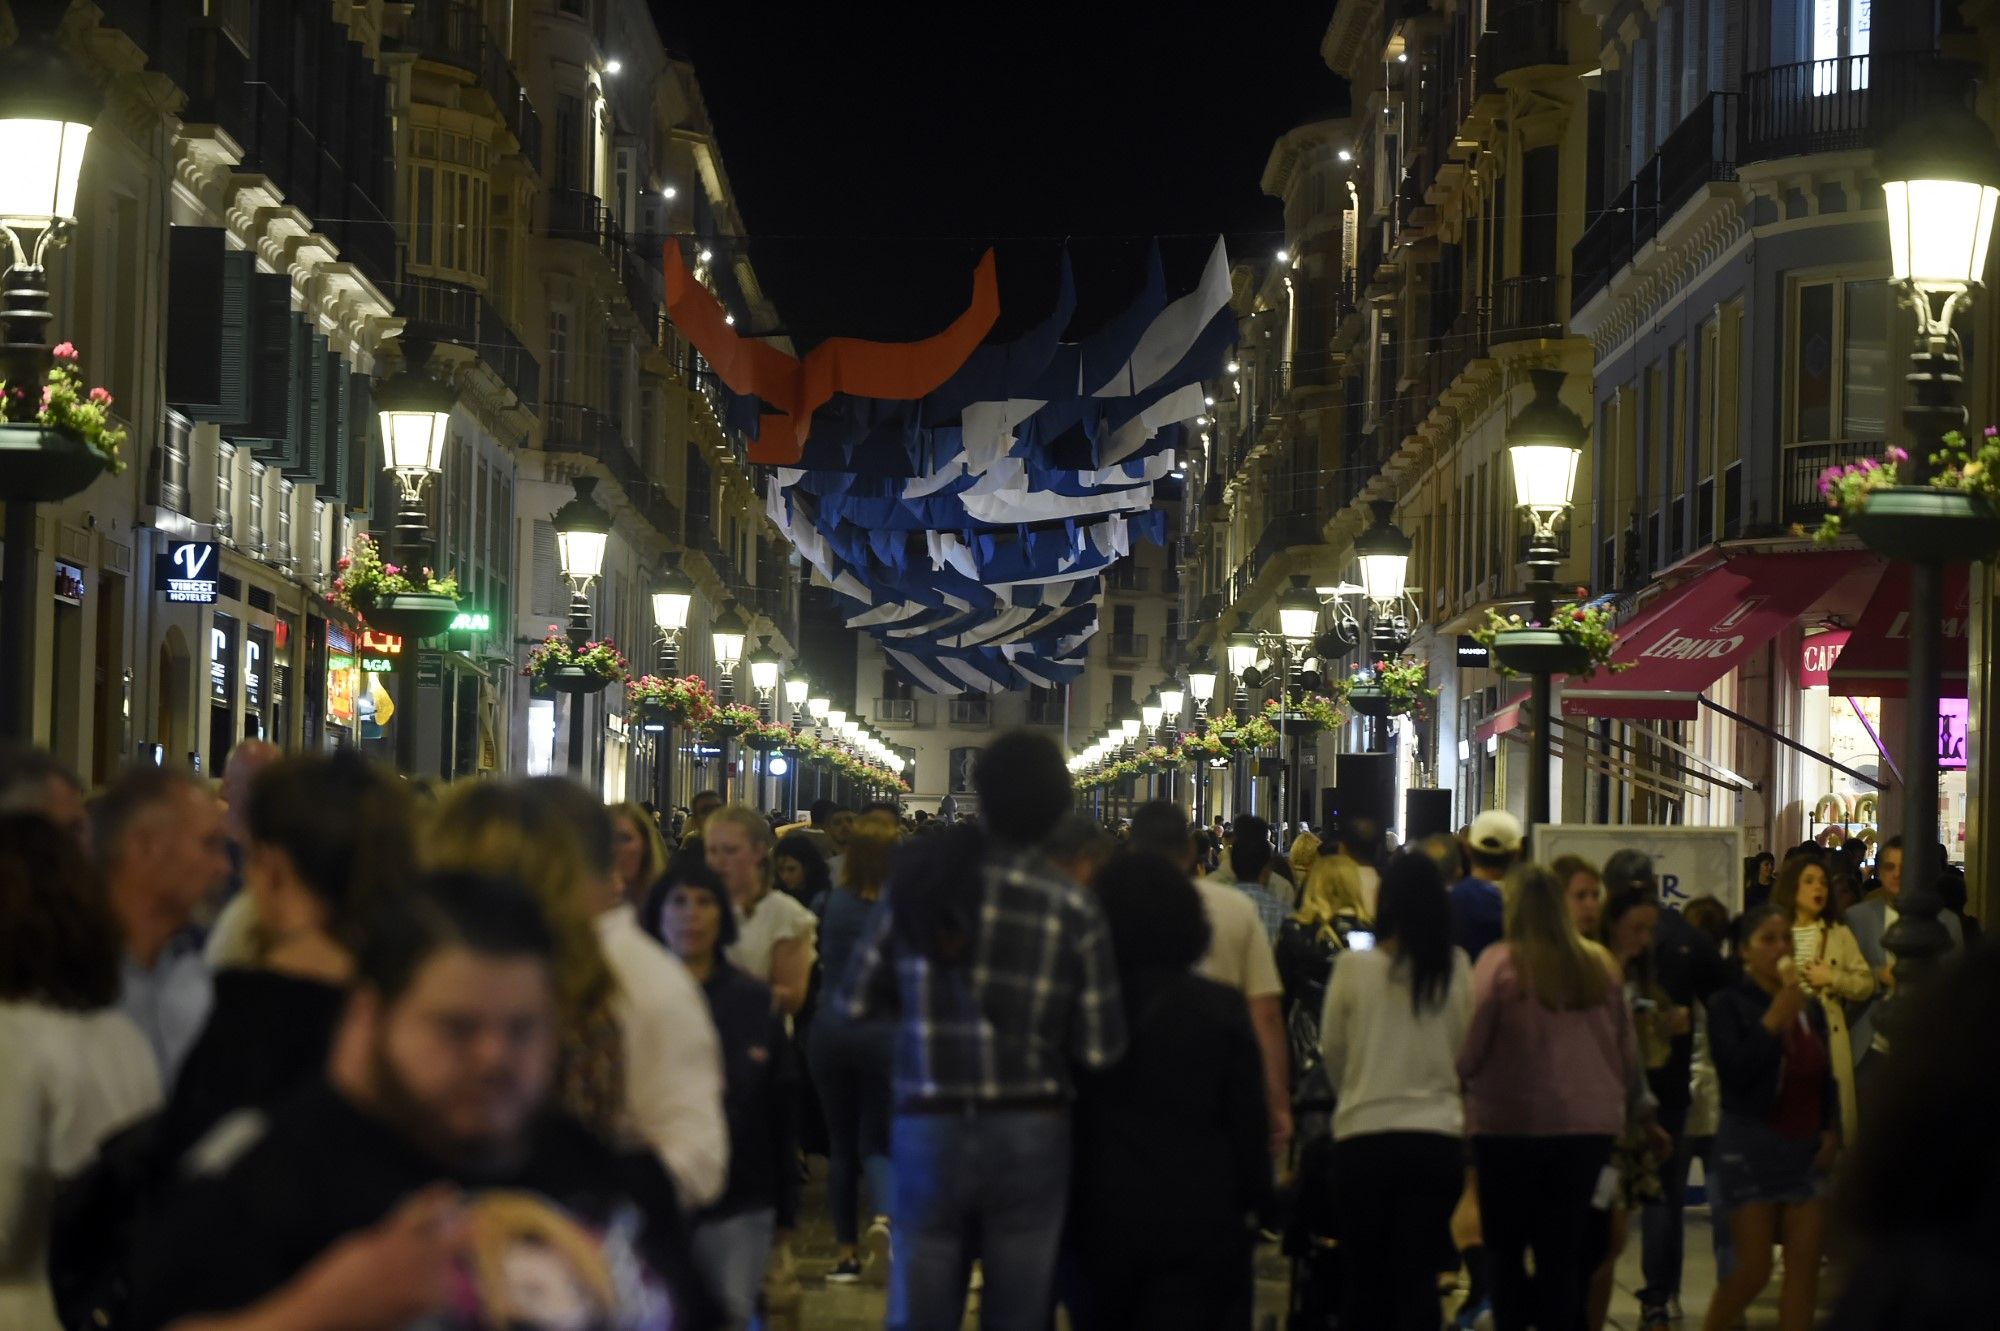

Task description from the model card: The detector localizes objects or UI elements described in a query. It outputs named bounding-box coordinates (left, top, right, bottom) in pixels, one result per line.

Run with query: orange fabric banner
left=663, top=245, right=1000, bottom=464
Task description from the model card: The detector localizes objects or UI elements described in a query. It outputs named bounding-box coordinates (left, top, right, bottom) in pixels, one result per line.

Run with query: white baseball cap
left=1468, top=808, right=1525, bottom=856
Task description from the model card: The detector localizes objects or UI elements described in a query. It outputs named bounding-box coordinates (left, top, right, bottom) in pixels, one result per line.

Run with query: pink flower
left=336, top=557, right=351, bottom=569
left=51, top=342, right=76, bottom=361
left=383, top=564, right=400, bottom=576
left=88, top=386, right=111, bottom=405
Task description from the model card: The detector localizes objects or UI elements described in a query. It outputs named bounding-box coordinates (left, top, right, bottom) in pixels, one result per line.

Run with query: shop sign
left=245, top=634, right=264, bottom=709
left=1940, top=697, right=1969, bottom=771
left=157, top=541, right=219, bottom=604
left=53, top=559, right=84, bottom=606
left=327, top=624, right=360, bottom=727
left=1455, top=635, right=1489, bottom=667
left=449, top=611, right=490, bottom=632
left=416, top=652, right=444, bottom=687
left=210, top=617, right=237, bottom=704
left=359, top=630, right=404, bottom=656
left=1800, top=630, right=1850, bottom=687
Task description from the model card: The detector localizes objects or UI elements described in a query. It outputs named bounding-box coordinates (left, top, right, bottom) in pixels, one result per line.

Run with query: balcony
left=391, top=276, right=541, bottom=410
left=1780, top=439, right=1878, bottom=528
left=405, top=0, right=539, bottom=165
left=1107, top=633, right=1150, bottom=663
left=1027, top=694, right=1066, bottom=727
left=1476, top=0, right=1568, bottom=84
left=1197, top=591, right=1226, bottom=622
left=875, top=698, right=917, bottom=725
left=1741, top=54, right=1964, bottom=167
left=949, top=696, right=993, bottom=727
left=1572, top=93, right=1739, bottom=313
left=540, top=401, right=683, bottom=545
left=1253, top=509, right=1324, bottom=570
left=547, top=188, right=609, bottom=245
left=1490, top=274, right=1564, bottom=344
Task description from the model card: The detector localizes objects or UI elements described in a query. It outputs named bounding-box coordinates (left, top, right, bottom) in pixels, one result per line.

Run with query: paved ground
left=782, top=1164, right=1832, bottom=1329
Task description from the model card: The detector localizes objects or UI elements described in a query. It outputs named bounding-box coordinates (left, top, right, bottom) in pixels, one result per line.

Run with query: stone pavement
left=784, top=1163, right=1829, bottom=1329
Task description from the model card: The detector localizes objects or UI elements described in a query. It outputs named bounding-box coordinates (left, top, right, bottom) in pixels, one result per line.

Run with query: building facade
left=3, top=0, right=795, bottom=807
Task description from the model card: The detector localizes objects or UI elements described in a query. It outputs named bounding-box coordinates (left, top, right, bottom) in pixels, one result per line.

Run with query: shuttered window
left=404, top=123, right=492, bottom=284
left=532, top=519, right=562, bottom=619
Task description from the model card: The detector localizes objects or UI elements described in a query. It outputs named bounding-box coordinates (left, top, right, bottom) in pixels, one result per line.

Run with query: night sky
left=653, top=5, right=1347, bottom=344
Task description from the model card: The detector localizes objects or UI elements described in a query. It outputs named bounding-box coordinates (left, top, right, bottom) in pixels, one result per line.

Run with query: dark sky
left=653, top=5, right=1347, bottom=343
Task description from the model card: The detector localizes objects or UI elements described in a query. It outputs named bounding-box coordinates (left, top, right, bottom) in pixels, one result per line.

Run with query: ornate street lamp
left=747, top=636, right=782, bottom=703
left=551, top=475, right=616, bottom=776
left=0, top=32, right=97, bottom=740
left=710, top=604, right=747, bottom=698
left=1186, top=655, right=1218, bottom=715
left=1494, top=369, right=1589, bottom=839
left=646, top=556, right=699, bottom=813
left=1278, top=579, right=1321, bottom=645
left=784, top=676, right=809, bottom=722
left=1860, top=107, right=2000, bottom=992
left=1354, top=501, right=1413, bottom=611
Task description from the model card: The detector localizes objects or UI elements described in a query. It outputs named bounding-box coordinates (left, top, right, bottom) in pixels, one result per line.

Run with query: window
left=1791, top=278, right=1889, bottom=443
left=1111, top=675, right=1134, bottom=710
left=553, top=94, right=583, bottom=192
left=1812, top=0, right=1871, bottom=91
left=404, top=123, right=492, bottom=282
left=162, top=412, right=190, bottom=515
left=547, top=310, right=570, bottom=402
left=1113, top=604, right=1136, bottom=637
left=278, top=480, right=294, bottom=562
left=247, top=461, right=265, bottom=549
left=881, top=671, right=913, bottom=702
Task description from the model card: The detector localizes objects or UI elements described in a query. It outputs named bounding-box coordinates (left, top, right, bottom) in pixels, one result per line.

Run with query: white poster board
left=1533, top=824, right=1746, bottom=913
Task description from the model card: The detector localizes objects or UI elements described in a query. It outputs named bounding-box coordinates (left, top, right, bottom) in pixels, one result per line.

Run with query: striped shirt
left=840, top=846, right=1126, bottom=1106
left=1234, top=880, right=1288, bottom=944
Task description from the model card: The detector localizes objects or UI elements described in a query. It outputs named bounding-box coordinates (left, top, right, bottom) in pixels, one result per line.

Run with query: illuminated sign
left=361, top=657, right=394, bottom=673
left=449, top=611, right=490, bottom=632
left=769, top=755, right=790, bottom=777
left=1941, top=697, right=1969, bottom=771
left=359, top=630, right=405, bottom=656
left=157, top=541, right=220, bottom=604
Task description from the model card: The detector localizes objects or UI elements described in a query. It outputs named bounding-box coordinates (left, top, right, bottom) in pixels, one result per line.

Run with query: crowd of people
left=0, top=733, right=1992, bottom=1331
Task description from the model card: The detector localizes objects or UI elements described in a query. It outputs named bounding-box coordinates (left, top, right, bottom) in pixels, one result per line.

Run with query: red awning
left=1563, top=551, right=1874, bottom=720
left=1824, top=564, right=1970, bottom=699
left=1474, top=688, right=1530, bottom=742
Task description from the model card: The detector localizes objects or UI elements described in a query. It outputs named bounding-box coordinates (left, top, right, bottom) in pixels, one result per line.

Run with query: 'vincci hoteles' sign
left=156, top=540, right=219, bottom=604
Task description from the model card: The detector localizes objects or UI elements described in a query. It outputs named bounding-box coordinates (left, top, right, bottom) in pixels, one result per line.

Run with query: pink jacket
left=1458, top=942, right=1638, bottom=1138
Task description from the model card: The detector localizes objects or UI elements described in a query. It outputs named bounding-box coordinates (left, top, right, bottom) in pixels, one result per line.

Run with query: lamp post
left=1159, top=680, right=1185, bottom=806
left=710, top=604, right=746, bottom=800
left=747, top=636, right=781, bottom=808
left=371, top=341, right=455, bottom=775
left=784, top=677, right=809, bottom=819
left=647, top=558, right=695, bottom=814
left=1496, top=369, right=1587, bottom=840
left=1185, top=657, right=1217, bottom=823
left=551, top=476, right=613, bottom=778
left=807, top=692, right=829, bottom=804
left=1863, top=108, right=2000, bottom=992
left=1274, top=578, right=1322, bottom=830
left=0, top=32, right=96, bottom=741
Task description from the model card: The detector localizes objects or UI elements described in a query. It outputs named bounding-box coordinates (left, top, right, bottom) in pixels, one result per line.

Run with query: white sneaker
left=862, top=1216, right=891, bottom=1288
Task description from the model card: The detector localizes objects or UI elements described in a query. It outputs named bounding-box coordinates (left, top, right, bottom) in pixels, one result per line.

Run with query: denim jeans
left=888, top=1106, right=1073, bottom=1331
left=806, top=1013, right=894, bottom=1245
left=1637, top=1101, right=1690, bottom=1310
left=692, top=1207, right=776, bottom=1331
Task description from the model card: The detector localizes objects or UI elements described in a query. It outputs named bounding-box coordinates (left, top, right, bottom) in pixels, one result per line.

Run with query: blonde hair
left=423, top=781, right=623, bottom=1130
left=703, top=805, right=776, bottom=892
left=607, top=801, right=668, bottom=892
left=1503, top=862, right=1615, bottom=1011
left=1289, top=831, right=1322, bottom=880
left=841, top=814, right=900, bottom=899
left=1297, top=852, right=1370, bottom=933
left=466, top=1191, right=617, bottom=1322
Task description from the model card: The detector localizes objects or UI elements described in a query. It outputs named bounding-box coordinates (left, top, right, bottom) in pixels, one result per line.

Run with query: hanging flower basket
left=328, top=533, right=461, bottom=630
left=524, top=628, right=628, bottom=695
left=1347, top=683, right=1392, bottom=718
left=626, top=674, right=717, bottom=728
left=704, top=703, right=763, bottom=741
left=1261, top=692, right=1348, bottom=732
left=0, top=342, right=126, bottom=500
left=1374, top=656, right=1439, bottom=719
left=1472, top=603, right=1626, bottom=680
left=1808, top=433, right=2000, bottom=561
left=740, top=719, right=795, bottom=752
left=1175, top=730, right=1228, bottom=766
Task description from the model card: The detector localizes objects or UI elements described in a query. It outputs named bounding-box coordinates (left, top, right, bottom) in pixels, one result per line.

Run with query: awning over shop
left=1825, top=564, right=1970, bottom=699
left=1563, top=551, right=1874, bottom=720
left=1474, top=687, right=1531, bottom=742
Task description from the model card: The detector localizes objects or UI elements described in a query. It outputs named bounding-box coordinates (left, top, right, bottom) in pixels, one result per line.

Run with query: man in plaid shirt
left=838, top=731, right=1125, bottom=1331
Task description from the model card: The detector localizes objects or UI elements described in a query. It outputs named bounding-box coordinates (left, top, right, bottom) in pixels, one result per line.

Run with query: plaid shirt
left=840, top=846, right=1126, bottom=1106
left=1234, top=880, right=1287, bottom=944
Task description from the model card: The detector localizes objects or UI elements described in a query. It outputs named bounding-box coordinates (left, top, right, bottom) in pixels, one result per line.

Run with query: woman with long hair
left=1702, top=904, right=1839, bottom=1331
left=1276, top=853, right=1369, bottom=1085
left=773, top=832, right=834, bottom=910
left=1459, top=863, right=1638, bottom=1331
left=0, top=815, right=161, bottom=1331
left=1318, top=851, right=1471, bottom=1331
left=1586, top=888, right=1678, bottom=1331
left=1770, top=855, right=1873, bottom=1139
left=1067, top=853, right=1270, bottom=1330
left=1743, top=853, right=1777, bottom=913
left=609, top=801, right=669, bottom=908
left=423, top=781, right=625, bottom=1135
left=160, top=752, right=415, bottom=1163
left=704, top=805, right=815, bottom=1016
left=654, top=859, right=797, bottom=1331
left=806, top=814, right=898, bottom=1282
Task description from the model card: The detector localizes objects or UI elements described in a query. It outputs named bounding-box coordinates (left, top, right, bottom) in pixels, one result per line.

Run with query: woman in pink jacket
left=1459, top=863, right=1641, bottom=1331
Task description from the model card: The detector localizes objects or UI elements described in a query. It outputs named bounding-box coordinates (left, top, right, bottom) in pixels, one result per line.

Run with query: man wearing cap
left=1451, top=809, right=1522, bottom=962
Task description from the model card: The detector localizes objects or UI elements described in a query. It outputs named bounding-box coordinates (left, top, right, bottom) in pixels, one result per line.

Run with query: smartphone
left=1346, top=930, right=1376, bottom=952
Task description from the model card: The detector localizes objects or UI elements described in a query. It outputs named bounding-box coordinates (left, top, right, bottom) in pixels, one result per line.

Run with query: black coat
left=1649, top=908, right=1731, bottom=1114
left=698, top=962, right=800, bottom=1227
left=1071, top=969, right=1272, bottom=1246
left=1707, top=976, right=1839, bottom=1135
